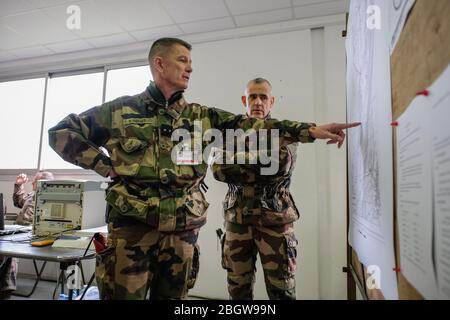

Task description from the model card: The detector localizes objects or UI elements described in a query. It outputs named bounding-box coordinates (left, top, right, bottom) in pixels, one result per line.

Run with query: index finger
left=324, top=132, right=343, bottom=143
left=336, top=122, right=361, bottom=130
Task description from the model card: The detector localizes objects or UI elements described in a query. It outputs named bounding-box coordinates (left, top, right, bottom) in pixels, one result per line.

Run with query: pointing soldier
left=48, top=37, right=360, bottom=300
left=212, top=78, right=358, bottom=299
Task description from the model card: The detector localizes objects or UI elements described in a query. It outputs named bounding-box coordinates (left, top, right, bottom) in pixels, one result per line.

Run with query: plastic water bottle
left=58, top=293, right=69, bottom=300
left=75, top=286, right=99, bottom=300
left=58, top=290, right=79, bottom=300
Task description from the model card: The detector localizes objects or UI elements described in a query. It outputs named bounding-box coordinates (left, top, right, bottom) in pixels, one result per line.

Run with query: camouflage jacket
left=13, top=184, right=35, bottom=225
left=48, top=82, right=316, bottom=232
left=211, top=114, right=312, bottom=226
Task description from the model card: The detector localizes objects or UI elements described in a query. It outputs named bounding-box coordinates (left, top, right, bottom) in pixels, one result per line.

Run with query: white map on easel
left=347, top=0, right=398, bottom=300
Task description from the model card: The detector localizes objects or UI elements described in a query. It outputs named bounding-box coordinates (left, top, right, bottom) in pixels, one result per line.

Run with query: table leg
left=11, top=260, right=47, bottom=298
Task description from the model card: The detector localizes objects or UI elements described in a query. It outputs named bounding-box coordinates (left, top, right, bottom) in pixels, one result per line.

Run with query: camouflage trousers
left=0, top=256, right=17, bottom=295
left=221, top=222, right=298, bottom=300
left=95, top=222, right=200, bottom=300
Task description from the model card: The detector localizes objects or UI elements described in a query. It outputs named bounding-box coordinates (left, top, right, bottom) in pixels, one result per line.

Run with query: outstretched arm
left=308, top=122, right=361, bottom=148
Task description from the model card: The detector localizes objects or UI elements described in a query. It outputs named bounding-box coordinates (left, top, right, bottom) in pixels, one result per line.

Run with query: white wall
left=0, top=15, right=348, bottom=299
left=312, top=25, right=348, bottom=300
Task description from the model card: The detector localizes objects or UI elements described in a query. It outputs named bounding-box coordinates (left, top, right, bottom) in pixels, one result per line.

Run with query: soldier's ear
left=241, top=96, right=246, bottom=107
left=154, top=56, right=164, bottom=73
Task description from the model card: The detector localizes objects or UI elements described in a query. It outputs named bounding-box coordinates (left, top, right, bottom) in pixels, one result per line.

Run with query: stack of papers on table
left=70, top=225, right=108, bottom=237
left=52, top=235, right=94, bottom=250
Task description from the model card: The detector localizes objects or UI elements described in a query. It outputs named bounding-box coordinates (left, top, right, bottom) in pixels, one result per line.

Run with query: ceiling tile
left=180, top=17, right=234, bottom=34
left=293, top=0, right=334, bottom=6
left=0, top=0, right=349, bottom=63
left=163, top=0, right=229, bottom=24
left=86, top=32, right=137, bottom=48
left=45, top=39, right=93, bottom=53
left=28, top=0, right=77, bottom=9
left=0, top=23, right=39, bottom=50
left=0, top=51, right=18, bottom=62
left=46, top=0, right=125, bottom=38
left=3, top=9, right=80, bottom=44
left=294, top=0, right=349, bottom=19
left=7, top=45, right=54, bottom=59
left=93, top=0, right=174, bottom=31
left=225, top=0, right=291, bottom=15
left=130, top=25, right=183, bottom=42
left=0, top=0, right=35, bottom=18
left=235, top=8, right=292, bottom=27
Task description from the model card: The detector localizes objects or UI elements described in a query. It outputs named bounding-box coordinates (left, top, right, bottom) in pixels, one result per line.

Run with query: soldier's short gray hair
left=245, top=78, right=272, bottom=95
left=148, top=38, right=192, bottom=75
left=247, top=77, right=272, bottom=87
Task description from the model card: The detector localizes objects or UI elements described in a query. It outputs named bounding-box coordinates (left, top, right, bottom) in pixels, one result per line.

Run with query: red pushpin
left=391, top=121, right=399, bottom=127
left=416, top=89, right=430, bottom=97
left=393, top=267, right=401, bottom=273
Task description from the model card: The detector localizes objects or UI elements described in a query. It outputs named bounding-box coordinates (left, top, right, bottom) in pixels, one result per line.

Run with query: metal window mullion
left=37, top=74, right=50, bottom=170
left=102, top=66, right=107, bottom=104
left=104, top=60, right=147, bottom=73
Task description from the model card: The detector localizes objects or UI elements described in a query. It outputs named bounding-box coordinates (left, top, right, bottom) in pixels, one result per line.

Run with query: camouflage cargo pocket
left=109, top=137, right=148, bottom=176
left=184, top=191, right=209, bottom=217
left=222, top=193, right=238, bottom=221
left=187, top=244, right=200, bottom=290
left=222, top=194, right=237, bottom=211
left=283, top=233, right=298, bottom=276
left=105, top=184, right=150, bottom=222
left=95, top=246, right=116, bottom=300
left=184, top=191, right=209, bottom=230
left=261, top=208, right=299, bottom=226
left=261, top=193, right=299, bottom=226
left=220, top=233, right=231, bottom=271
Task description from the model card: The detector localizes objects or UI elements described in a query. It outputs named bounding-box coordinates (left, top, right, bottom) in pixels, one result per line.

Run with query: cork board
left=349, top=0, right=450, bottom=300
left=391, top=0, right=450, bottom=300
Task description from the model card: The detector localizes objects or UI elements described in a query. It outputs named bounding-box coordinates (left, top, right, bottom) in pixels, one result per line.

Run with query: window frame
left=0, top=60, right=149, bottom=175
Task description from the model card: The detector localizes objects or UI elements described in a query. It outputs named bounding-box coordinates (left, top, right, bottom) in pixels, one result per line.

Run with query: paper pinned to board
left=396, top=94, right=437, bottom=300
left=396, top=64, right=450, bottom=300
left=429, top=65, right=450, bottom=300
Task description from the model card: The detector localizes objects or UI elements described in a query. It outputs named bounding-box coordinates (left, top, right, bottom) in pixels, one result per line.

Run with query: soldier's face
left=242, top=82, right=274, bottom=119
left=160, top=44, right=193, bottom=91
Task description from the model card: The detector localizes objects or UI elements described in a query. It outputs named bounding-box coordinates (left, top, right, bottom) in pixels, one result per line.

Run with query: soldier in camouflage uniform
left=48, top=38, right=359, bottom=300
left=0, top=171, right=53, bottom=299
left=212, top=78, right=358, bottom=300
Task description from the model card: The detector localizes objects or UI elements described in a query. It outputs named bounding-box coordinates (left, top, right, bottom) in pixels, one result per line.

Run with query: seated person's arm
left=13, top=174, right=28, bottom=208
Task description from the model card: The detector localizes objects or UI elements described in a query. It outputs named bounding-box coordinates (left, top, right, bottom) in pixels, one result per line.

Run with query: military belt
left=118, top=178, right=199, bottom=199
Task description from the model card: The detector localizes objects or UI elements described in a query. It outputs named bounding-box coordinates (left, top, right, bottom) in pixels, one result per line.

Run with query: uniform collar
left=243, top=113, right=272, bottom=120
left=142, top=81, right=186, bottom=120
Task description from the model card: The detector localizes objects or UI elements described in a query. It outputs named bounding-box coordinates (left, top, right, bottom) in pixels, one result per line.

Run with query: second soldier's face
left=162, top=44, right=193, bottom=91
left=243, top=82, right=274, bottom=119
